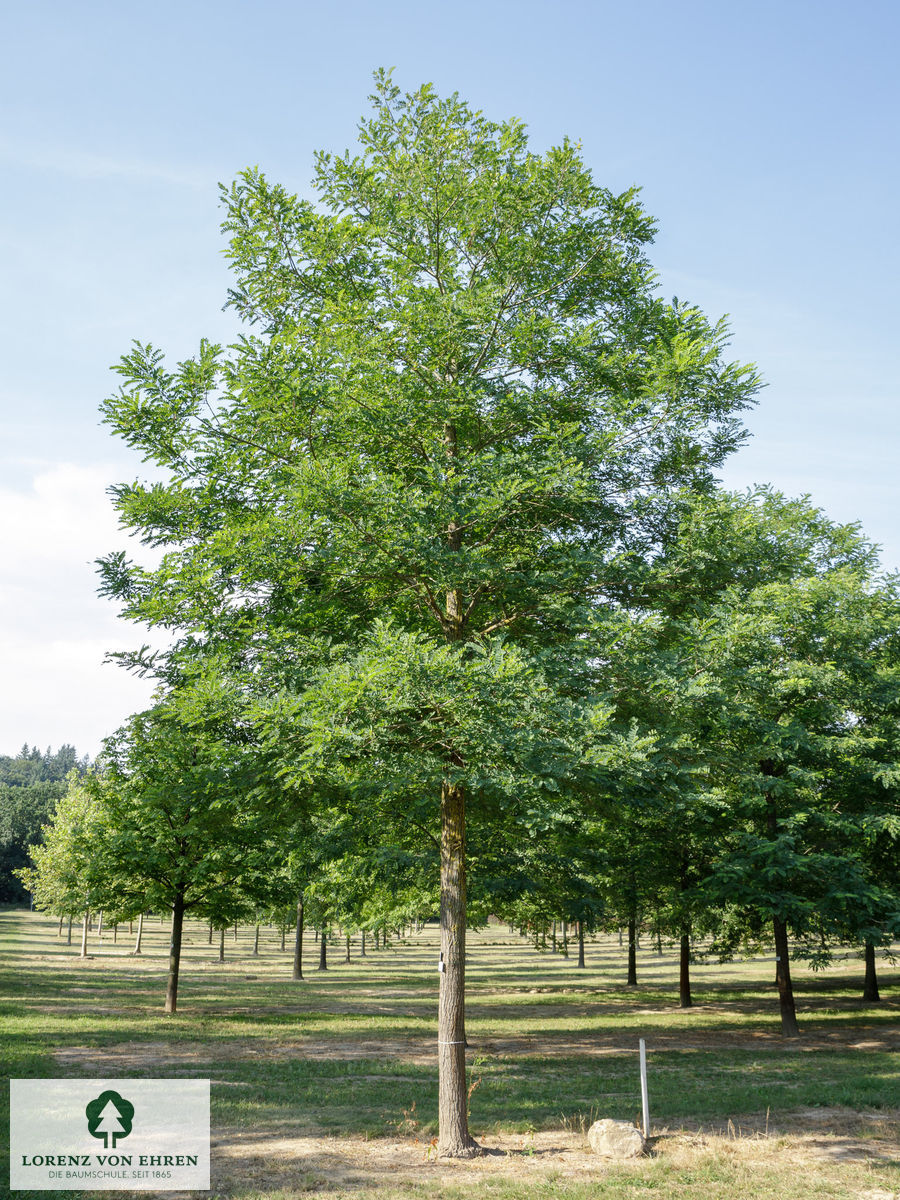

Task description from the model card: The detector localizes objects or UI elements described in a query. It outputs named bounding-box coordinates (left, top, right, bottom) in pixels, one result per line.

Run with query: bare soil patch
left=53, top=1017, right=900, bottom=1075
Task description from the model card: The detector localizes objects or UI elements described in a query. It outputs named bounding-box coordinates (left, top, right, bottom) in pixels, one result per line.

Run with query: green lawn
left=1, top=909, right=898, bottom=1199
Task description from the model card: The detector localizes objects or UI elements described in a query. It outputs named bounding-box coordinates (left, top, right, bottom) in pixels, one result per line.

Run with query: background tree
left=17, top=772, right=105, bottom=953
left=0, top=745, right=89, bottom=901
left=88, top=687, right=276, bottom=1012
left=686, top=549, right=898, bottom=1035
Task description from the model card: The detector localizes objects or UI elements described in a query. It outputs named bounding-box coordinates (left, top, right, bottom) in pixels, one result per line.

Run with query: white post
left=639, top=1038, right=650, bottom=1139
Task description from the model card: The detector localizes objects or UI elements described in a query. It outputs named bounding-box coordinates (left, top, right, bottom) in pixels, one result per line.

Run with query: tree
left=17, top=772, right=105, bottom=950
left=0, top=744, right=88, bottom=901
left=97, top=73, right=759, bottom=1154
left=87, top=690, right=276, bottom=1012
left=682, top=549, right=899, bottom=1035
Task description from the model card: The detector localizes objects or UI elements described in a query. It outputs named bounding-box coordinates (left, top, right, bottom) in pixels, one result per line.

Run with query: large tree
left=97, top=73, right=758, bottom=1154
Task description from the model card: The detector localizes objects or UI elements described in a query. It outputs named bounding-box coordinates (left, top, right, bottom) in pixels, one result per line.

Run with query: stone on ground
left=587, top=1118, right=647, bottom=1158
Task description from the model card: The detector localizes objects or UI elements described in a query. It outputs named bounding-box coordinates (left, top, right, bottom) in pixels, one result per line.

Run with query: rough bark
left=627, top=918, right=637, bottom=986
left=437, top=779, right=478, bottom=1157
left=679, top=932, right=692, bottom=1008
left=766, top=786, right=800, bottom=1037
left=318, top=930, right=328, bottom=970
left=293, top=894, right=304, bottom=980
left=360, top=930, right=366, bottom=956
left=863, top=940, right=881, bottom=1002
left=679, top=857, right=692, bottom=1007
left=253, top=924, right=260, bottom=956
left=773, top=913, right=800, bottom=1037
left=218, top=927, right=225, bottom=962
left=133, top=912, right=144, bottom=955
left=165, top=890, right=185, bottom=1013
left=66, top=915, right=73, bottom=945
left=577, top=922, right=585, bottom=968
left=80, top=910, right=89, bottom=957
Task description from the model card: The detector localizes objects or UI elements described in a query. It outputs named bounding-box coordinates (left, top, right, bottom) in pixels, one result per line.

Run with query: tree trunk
left=551, top=920, right=556, bottom=953
left=253, top=924, right=260, bottom=956
left=96, top=910, right=104, bottom=940
left=627, top=918, right=637, bottom=986
left=80, top=910, right=89, bottom=957
left=165, top=891, right=185, bottom=1014
left=437, top=779, right=478, bottom=1158
left=233, top=922, right=238, bottom=943
left=293, top=895, right=304, bottom=980
left=345, top=932, right=351, bottom=963
left=219, top=927, right=225, bottom=962
left=577, top=922, right=585, bottom=968
left=679, top=932, right=692, bottom=1007
left=57, top=914, right=64, bottom=936
left=561, top=919, right=568, bottom=956
left=133, top=912, right=144, bottom=955
left=280, top=925, right=286, bottom=953
left=318, top=930, right=328, bottom=970
left=678, top=854, right=692, bottom=1007
left=863, top=940, right=881, bottom=1002
left=765, top=786, right=800, bottom=1037
left=208, top=921, right=213, bottom=945
left=773, top=913, right=800, bottom=1037
left=66, top=915, right=73, bottom=945
left=113, top=922, right=117, bottom=944
left=361, top=930, right=366, bottom=956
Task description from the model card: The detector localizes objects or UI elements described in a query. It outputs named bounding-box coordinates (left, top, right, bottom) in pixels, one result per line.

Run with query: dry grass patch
left=210, top=1123, right=900, bottom=1199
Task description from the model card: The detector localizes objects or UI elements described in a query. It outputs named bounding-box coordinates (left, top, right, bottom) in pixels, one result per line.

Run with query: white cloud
left=0, top=463, right=163, bottom=757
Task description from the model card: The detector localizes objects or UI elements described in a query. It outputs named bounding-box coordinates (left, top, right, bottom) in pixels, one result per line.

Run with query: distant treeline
left=0, top=745, right=89, bottom=902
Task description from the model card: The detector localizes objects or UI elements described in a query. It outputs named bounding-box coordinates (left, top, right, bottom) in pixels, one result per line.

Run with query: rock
left=587, top=1118, right=647, bottom=1158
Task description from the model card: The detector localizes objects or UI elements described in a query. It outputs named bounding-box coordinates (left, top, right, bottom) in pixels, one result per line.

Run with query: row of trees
left=18, top=74, right=900, bottom=1156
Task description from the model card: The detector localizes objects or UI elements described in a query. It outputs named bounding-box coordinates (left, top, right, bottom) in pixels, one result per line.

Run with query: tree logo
left=85, top=1090, right=135, bottom=1149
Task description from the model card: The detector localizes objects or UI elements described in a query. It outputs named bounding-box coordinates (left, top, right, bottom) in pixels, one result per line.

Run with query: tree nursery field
left=2, top=908, right=898, bottom=1200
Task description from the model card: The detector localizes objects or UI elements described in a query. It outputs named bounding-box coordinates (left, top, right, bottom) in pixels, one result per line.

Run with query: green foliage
left=90, top=689, right=281, bottom=927
left=16, top=772, right=103, bottom=917
left=0, top=745, right=89, bottom=902
left=95, top=78, right=760, bottom=980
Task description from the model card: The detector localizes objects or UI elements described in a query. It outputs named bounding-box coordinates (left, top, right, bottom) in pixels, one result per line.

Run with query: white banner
left=9, top=1079, right=210, bottom=1191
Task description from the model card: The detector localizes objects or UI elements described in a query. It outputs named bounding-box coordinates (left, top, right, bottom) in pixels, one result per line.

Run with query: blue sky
left=1, top=0, right=898, bottom=755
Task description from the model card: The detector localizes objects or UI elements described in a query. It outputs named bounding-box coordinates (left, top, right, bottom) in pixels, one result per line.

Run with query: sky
left=1, top=0, right=898, bottom=758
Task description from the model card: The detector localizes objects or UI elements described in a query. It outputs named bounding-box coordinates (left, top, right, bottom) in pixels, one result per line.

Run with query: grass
left=1, top=908, right=898, bottom=1199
